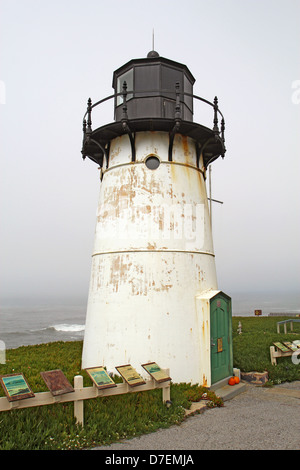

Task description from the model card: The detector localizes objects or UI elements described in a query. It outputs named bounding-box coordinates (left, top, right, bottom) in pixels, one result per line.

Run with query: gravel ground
left=93, top=381, right=300, bottom=451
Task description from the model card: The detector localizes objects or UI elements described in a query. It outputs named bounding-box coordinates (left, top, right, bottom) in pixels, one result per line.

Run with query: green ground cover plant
left=0, top=342, right=221, bottom=450
left=232, top=316, right=300, bottom=384
left=0, top=316, right=299, bottom=449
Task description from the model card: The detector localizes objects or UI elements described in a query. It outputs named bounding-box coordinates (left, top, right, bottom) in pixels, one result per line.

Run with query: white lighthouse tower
left=81, top=50, right=233, bottom=386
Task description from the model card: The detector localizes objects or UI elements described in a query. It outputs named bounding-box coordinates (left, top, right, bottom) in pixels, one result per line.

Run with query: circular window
left=145, top=155, right=160, bottom=170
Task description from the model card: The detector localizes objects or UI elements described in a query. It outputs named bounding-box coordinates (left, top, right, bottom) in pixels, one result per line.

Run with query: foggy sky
left=0, top=0, right=299, bottom=302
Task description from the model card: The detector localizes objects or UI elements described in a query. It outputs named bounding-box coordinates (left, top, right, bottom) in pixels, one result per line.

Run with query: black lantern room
left=81, top=51, right=226, bottom=169
left=113, top=50, right=195, bottom=122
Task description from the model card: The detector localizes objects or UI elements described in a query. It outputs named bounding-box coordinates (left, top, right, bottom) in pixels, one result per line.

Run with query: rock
left=240, top=371, right=269, bottom=385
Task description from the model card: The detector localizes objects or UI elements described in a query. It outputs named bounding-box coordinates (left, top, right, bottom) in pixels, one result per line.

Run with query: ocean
left=0, top=291, right=299, bottom=350
left=0, top=301, right=86, bottom=350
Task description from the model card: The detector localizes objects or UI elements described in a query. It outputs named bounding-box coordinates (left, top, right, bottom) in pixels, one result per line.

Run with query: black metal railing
left=82, top=82, right=226, bottom=166
left=83, top=82, right=225, bottom=137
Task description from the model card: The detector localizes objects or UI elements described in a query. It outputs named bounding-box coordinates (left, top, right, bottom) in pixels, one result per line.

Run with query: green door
left=210, top=293, right=233, bottom=384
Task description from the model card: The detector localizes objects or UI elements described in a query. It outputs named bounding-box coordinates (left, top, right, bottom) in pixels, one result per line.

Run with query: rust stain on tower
left=80, top=49, right=232, bottom=386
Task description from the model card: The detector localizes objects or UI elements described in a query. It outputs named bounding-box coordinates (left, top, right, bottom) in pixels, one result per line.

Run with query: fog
left=0, top=0, right=299, bottom=304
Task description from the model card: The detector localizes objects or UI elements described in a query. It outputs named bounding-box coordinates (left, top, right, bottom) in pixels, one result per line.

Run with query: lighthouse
left=81, top=50, right=233, bottom=386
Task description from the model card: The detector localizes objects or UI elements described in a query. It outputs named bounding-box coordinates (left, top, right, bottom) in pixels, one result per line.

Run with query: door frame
left=195, top=290, right=233, bottom=387
left=210, top=292, right=233, bottom=385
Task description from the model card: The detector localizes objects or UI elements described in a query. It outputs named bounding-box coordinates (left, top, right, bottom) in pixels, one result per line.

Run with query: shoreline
left=2, top=313, right=300, bottom=352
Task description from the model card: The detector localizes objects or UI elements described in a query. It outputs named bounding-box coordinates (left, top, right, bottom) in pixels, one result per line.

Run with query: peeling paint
left=82, top=130, right=218, bottom=386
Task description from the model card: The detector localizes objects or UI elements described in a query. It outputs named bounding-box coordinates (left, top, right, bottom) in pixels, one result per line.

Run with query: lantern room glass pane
left=184, top=74, right=193, bottom=112
left=117, top=69, right=133, bottom=105
left=161, top=66, right=183, bottom=99
left=135, top=65, right=160, bottom=96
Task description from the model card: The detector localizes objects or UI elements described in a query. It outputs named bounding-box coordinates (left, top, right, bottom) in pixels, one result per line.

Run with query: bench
left=270, top=341, right=299, bottom=365
left=276, top=319, right=300, bottom=334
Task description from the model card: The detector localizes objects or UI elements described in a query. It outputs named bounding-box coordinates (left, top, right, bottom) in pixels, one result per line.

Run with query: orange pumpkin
left=234, top=376, right=240, bottom=384
left=228, top=377, right=236, bottom=386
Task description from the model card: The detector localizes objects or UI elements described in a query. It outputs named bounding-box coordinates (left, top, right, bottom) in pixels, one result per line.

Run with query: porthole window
left=145, top=155, right=160, bottom=170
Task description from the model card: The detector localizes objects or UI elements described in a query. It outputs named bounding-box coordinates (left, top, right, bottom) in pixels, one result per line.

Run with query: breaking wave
left=50, top=324, right=85, bottom=332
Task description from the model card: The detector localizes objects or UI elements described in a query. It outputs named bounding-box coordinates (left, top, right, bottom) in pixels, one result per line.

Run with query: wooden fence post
left=162, top=369, right=170, bottom=403
left=270, top=346, right=276, bottom=365
left=74, top=375, right=84, bottom=427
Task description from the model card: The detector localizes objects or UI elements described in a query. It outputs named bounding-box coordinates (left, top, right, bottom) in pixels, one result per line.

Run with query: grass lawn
left=0, top=316, right=299, bottom=450
left=232, top=316, right=300, bottom=383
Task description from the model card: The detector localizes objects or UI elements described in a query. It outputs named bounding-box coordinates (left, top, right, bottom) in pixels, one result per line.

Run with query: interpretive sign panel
left=273, top=342, right=290, bottom=352
left=141, top=362, right=171, bottom=383
left=283, top=342, right=298, bottom=352
left=85, top=367, right=117, bottom=390
left=115, top=365, right=146, bottom=387
left=40, top=369, right=74, bottom=396
left=0, top=373, right=35, bottom=402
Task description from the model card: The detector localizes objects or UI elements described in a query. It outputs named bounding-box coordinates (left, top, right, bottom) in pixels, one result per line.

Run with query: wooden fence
left=0, top=373, right=171, bottom=427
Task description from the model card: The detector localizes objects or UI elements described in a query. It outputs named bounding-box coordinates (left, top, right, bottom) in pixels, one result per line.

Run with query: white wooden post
left=162, top=369, right=170, bottom=403
left=74, top=375, right=84, bottom=426
left=270, top=346, right=276, bottom=365
left=162, top=384, right=170, bottom=403
left=0, top=340, right=5, bottom=364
